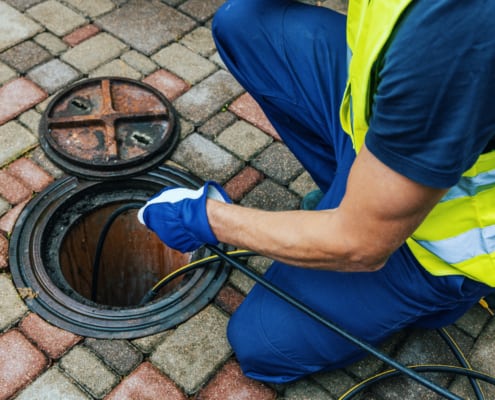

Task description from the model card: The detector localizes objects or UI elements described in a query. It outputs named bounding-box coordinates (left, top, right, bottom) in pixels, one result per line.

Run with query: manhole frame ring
left=9, top=166, right=231, bottom=339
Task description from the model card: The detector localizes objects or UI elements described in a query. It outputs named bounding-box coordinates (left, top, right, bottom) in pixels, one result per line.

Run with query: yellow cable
left=150, top=249, right=254, bottom=292
left=479, top=298, right=495, bottom=316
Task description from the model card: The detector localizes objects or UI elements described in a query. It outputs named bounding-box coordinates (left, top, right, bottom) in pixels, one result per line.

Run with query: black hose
left=205, top=245, right=466, bottom=400
left=437, top=327, right=484, bottom=400
left=91, top=202, right=144, bottom=302
left=339, top=365, right=495, bottom=400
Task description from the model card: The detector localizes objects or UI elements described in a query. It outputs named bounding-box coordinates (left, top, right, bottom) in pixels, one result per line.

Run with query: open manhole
left=9, top=78, right=230, bottom=338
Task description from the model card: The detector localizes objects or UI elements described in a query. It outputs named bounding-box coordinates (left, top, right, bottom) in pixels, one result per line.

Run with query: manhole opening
left=58, top=203, right=191, bottom=308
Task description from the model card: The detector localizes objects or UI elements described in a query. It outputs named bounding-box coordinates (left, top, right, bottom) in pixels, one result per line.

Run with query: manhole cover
left=39, top=77, right=179, bottom=180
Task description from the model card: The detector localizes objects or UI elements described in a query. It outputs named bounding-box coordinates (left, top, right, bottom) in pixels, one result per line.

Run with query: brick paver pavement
left=0, top=0, right=494, bottom=399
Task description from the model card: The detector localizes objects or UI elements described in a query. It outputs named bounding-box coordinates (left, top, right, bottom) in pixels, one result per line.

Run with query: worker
left=139, top=0, right=495, bottom=384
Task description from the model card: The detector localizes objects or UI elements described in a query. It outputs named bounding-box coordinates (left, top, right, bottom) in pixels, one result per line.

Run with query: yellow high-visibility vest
left=340, top=0, right=495, bottom=287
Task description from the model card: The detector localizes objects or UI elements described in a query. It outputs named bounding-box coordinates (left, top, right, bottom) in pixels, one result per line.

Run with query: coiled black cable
left=91, top=202, right=144, bottom=302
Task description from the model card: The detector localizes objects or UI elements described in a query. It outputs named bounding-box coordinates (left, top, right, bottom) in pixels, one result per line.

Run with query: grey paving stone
left=252, top=142, right=305, bottom=185
left=131, top=331, right=170, bottom=354
left=29, top=147, right=65, bottom=179
left=18, top=109, right=42, bottom=135
left=161, top=0, right=187, bottom=6
left=246, top=255, right=272, bottom=275
left=121, top=50, right=157, bottom=75
left=198, top=111, right=237, bottom=139
left=0, top=61, right=16, bottom=85
left=216, top=120, right=272, bottom=161
left=322, top=0, right=348, bottom=13
left=178, top=117, right=195, bottom=139
left=96, top=0, right=196, bottom=55
left=209, top=51, right=226, bottom=69
left=64, top=0, right=115, bottom=18
left=34, top=32, right=68, bottom=55
left=312, top=369, right=359, bottom=400
left=179, top=0, right=224, bottom=23
left=171, top=132, right=243, bottom=183
left=240, top=179, right=300, bottom=211
left=4, top=0, right=44, bottom=11
left=150, top=305, right=231, bottom=395
left=0, top=274, right=29, bottom=330
left=0, top=40, right=51, bottom=74
left=344, top=331, right=405, bottom=380
left=229, top=269, right=255, bottom=296
left=152, top=43, right=217, bottom=85
left=0, top=2, right=42, bottom=52
left=0, top=198, right=10, bottom=217
left=452, top=318, right=495, bottom=399
left=290, top=171, right=319, bottom=198
left=28, top=59, right=80, bottom=93
left=228, top=255, right=271, bottom=297
left=180, top=26, right=217, bottom=57
left=283, top=379, right=333, bottom=400
left=61, top=33, right=127, bottom=74
left=89, top=59, right=141, bottom=80
left=454, top=304, right=490, bottom=338
left=60, top=346, right=119, bottom=399
left=373, top=328, right=472, bottom=400
left=85, top=338, right=143, bottom=376
left=174, top=70, right=244, bottom=124
left=15, top=367, right=91, bottom=400
left=35, top=93, right=55, bottom=114
left=27, top=0, right=87, bottom=36
left=0, top=121, right=38, bottom=167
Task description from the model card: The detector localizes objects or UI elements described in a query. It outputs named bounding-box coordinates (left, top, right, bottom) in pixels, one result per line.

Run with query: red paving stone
left=19, top=314, right=82, bottom=360
left=0, top=199, right=29, bottom=235
left=0, top=170, right=32, bottom=205
left=215, top=285, right=245, bottom=315
left=0, top=234, right=7, bottom=269
left=143, top=69, right=191, bottom=102
left=0, top=330, right=48, bottom=400
left=7, top=158, right=54, bottom=193
left=229, top=93, right=281, bottom=141
left=224, top=166, right=264, bottom=202
left=63, top=24, right=100, bottom=46
left=196, top=359, right=277, bottom=400
left=105, top=362, right=187, bottom=400
left=0, top=78, right=47, bottom=125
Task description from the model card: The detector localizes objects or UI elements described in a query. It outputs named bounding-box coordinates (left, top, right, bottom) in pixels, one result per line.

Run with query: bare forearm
left=206, top=146, right=447, bottom=273
left=206, top=200, right=384, bottom=272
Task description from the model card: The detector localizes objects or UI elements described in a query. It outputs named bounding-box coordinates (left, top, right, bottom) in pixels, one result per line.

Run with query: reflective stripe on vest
left=340, top=0, right=495, bottom=286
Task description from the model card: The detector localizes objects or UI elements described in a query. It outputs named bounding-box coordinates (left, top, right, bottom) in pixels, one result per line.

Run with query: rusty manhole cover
left=39, top=77, right=179, bottom=180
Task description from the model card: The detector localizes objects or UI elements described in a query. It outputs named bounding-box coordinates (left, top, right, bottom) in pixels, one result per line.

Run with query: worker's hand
left=137, top=181, right=231, bottom=252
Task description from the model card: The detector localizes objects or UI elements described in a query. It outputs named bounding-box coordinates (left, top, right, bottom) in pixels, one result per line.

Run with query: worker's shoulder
left=405, top=0, right=495, bottom=31
left=393, top=0, right=495, bottom=58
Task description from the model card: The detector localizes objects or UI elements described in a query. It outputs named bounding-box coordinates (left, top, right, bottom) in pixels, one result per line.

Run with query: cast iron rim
left=39, top=77, right=179, bottom=180
left=9, top=166, right=230, bottom=339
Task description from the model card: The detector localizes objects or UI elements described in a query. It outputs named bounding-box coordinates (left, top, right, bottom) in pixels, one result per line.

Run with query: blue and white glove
left=137, top=181, right=231, bottom=253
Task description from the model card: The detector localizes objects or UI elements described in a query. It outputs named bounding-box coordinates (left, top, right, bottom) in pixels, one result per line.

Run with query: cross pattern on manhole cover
left=39, top=77, right=178, bottom=180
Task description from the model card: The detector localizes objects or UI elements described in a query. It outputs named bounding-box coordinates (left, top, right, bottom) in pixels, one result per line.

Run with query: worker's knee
left=227, top=308, right=299, bottom=384
left=212, top=0, right=260, bottom=44
left=213, top=0, right=287, bottom=49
